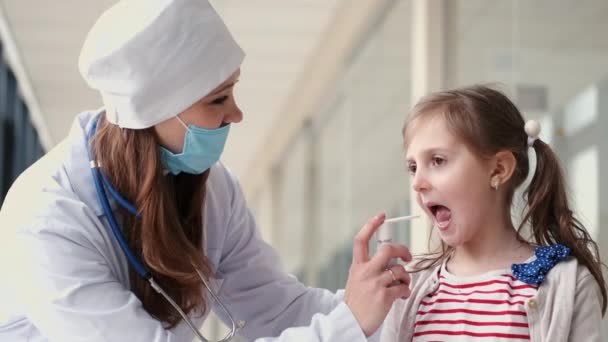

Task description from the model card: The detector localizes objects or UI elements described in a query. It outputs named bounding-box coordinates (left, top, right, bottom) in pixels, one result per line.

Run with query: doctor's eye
left=211, top=96, right=228, bottom=105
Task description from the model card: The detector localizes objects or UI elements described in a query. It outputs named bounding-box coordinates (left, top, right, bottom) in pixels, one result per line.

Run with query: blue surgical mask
left=160, top=116, right=230, bottom=175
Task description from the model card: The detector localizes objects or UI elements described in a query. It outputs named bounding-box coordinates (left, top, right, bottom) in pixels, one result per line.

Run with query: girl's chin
left=436, top=224, right=463, bottom=247
left=441, top=239, right=462, bottom=248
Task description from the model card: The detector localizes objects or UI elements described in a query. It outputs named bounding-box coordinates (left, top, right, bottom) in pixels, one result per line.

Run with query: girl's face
left=405, top=115, right=498, bottom=247
left=154, top=69, right=242, bottom=153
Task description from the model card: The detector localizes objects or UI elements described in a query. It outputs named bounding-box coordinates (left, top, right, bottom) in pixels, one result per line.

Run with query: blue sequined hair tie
left=512, top=244, right=570, bottom=285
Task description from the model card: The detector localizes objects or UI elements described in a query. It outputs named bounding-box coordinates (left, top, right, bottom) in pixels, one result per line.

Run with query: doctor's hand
left=344, top=213, right=412, bottom=337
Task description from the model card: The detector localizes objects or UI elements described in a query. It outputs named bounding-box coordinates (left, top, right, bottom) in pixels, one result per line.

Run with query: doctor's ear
left=489, top=150, right=517, bottom=190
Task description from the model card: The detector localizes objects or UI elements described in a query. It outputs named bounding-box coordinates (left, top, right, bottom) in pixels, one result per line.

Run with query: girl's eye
left=432, top=157, right=445, bottom=166
left=407, top=163, right=417, bottom=175
left=211, top=96, right=228, bottom=105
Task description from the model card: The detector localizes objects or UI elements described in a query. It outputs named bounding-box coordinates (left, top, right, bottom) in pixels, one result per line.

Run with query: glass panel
left=312, top=0, right=412, bottom=288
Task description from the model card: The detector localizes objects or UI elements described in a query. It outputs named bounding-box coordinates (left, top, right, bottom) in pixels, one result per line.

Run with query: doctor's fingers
left=385, top=282, right=412, bottom=302
left=370, top=243, right=412, bottom=270
left=352, top=213, right=386, bottom=264
left=382, top=265, right=411, bottom=287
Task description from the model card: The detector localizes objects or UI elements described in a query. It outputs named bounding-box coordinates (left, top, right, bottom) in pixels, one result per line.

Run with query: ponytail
left=521, top=139, right=607, bottom=315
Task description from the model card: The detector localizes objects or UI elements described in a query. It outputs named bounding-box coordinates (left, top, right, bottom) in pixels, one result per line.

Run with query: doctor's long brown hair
left=404, top=85, right=607, bottom=316
left=92, top=115, right=212, bottom=328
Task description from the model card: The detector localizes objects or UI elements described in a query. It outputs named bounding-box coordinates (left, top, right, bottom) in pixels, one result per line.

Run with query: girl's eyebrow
left=406, top=147, right=453, bottom=161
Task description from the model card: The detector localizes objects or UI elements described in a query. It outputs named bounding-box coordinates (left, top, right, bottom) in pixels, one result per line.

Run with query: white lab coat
left=0, top=110, right=376, bottom=342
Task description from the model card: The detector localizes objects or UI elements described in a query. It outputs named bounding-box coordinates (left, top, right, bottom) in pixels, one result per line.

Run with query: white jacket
left=0, top=110, right=374, bottom=342
left=380, top=257, right=604, bottom=342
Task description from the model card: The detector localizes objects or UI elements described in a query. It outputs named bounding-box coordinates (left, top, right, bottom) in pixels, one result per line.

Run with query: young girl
left=381, top=85, right=607, bottom=342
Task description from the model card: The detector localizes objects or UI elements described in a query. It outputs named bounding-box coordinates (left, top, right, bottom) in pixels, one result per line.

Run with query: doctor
left=0, top=0, right=412, bottom=341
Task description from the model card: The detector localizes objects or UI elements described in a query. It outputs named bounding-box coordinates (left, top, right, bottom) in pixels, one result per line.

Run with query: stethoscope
left=85, top=116, right=242, bottom=341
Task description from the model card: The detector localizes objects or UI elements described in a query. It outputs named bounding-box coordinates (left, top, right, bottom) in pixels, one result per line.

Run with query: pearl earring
left=491, top=178, right=500, bottom=190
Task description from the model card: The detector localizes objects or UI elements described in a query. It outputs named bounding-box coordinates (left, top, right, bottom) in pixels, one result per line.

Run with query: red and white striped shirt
left=413, top=262, right=538, bottom=342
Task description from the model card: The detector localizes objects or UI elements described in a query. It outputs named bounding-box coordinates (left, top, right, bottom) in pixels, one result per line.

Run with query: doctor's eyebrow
left=208, top=79, right=240, bottom=97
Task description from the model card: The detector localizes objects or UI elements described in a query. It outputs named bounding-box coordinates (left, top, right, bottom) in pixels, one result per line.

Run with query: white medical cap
left=78, top=0, right=245, bottom=129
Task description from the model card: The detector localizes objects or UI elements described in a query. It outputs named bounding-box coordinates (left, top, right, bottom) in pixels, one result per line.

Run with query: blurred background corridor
left=0, top=0, right=607, bottom=339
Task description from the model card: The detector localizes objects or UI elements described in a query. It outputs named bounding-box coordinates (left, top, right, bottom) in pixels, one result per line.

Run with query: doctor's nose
left=224, top=102, right=243, bottom=124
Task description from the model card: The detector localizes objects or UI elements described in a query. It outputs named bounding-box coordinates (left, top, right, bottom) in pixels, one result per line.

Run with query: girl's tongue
left=434, top=205, right=452, bottom=228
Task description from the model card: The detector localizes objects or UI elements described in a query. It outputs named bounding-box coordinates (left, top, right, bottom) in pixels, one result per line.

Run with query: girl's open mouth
left=429, top=204, right=452, bottom=230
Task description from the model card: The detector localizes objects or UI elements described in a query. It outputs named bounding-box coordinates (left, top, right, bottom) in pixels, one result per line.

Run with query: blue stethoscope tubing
left=85, top=116, right=239, bottom=342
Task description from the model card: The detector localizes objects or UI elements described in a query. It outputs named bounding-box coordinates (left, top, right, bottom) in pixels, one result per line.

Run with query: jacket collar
left=63, top=109, right=119, bottom=216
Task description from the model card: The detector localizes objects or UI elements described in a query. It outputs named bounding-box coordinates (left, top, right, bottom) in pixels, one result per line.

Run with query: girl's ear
left=490, top=150, right=517, bottom=188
